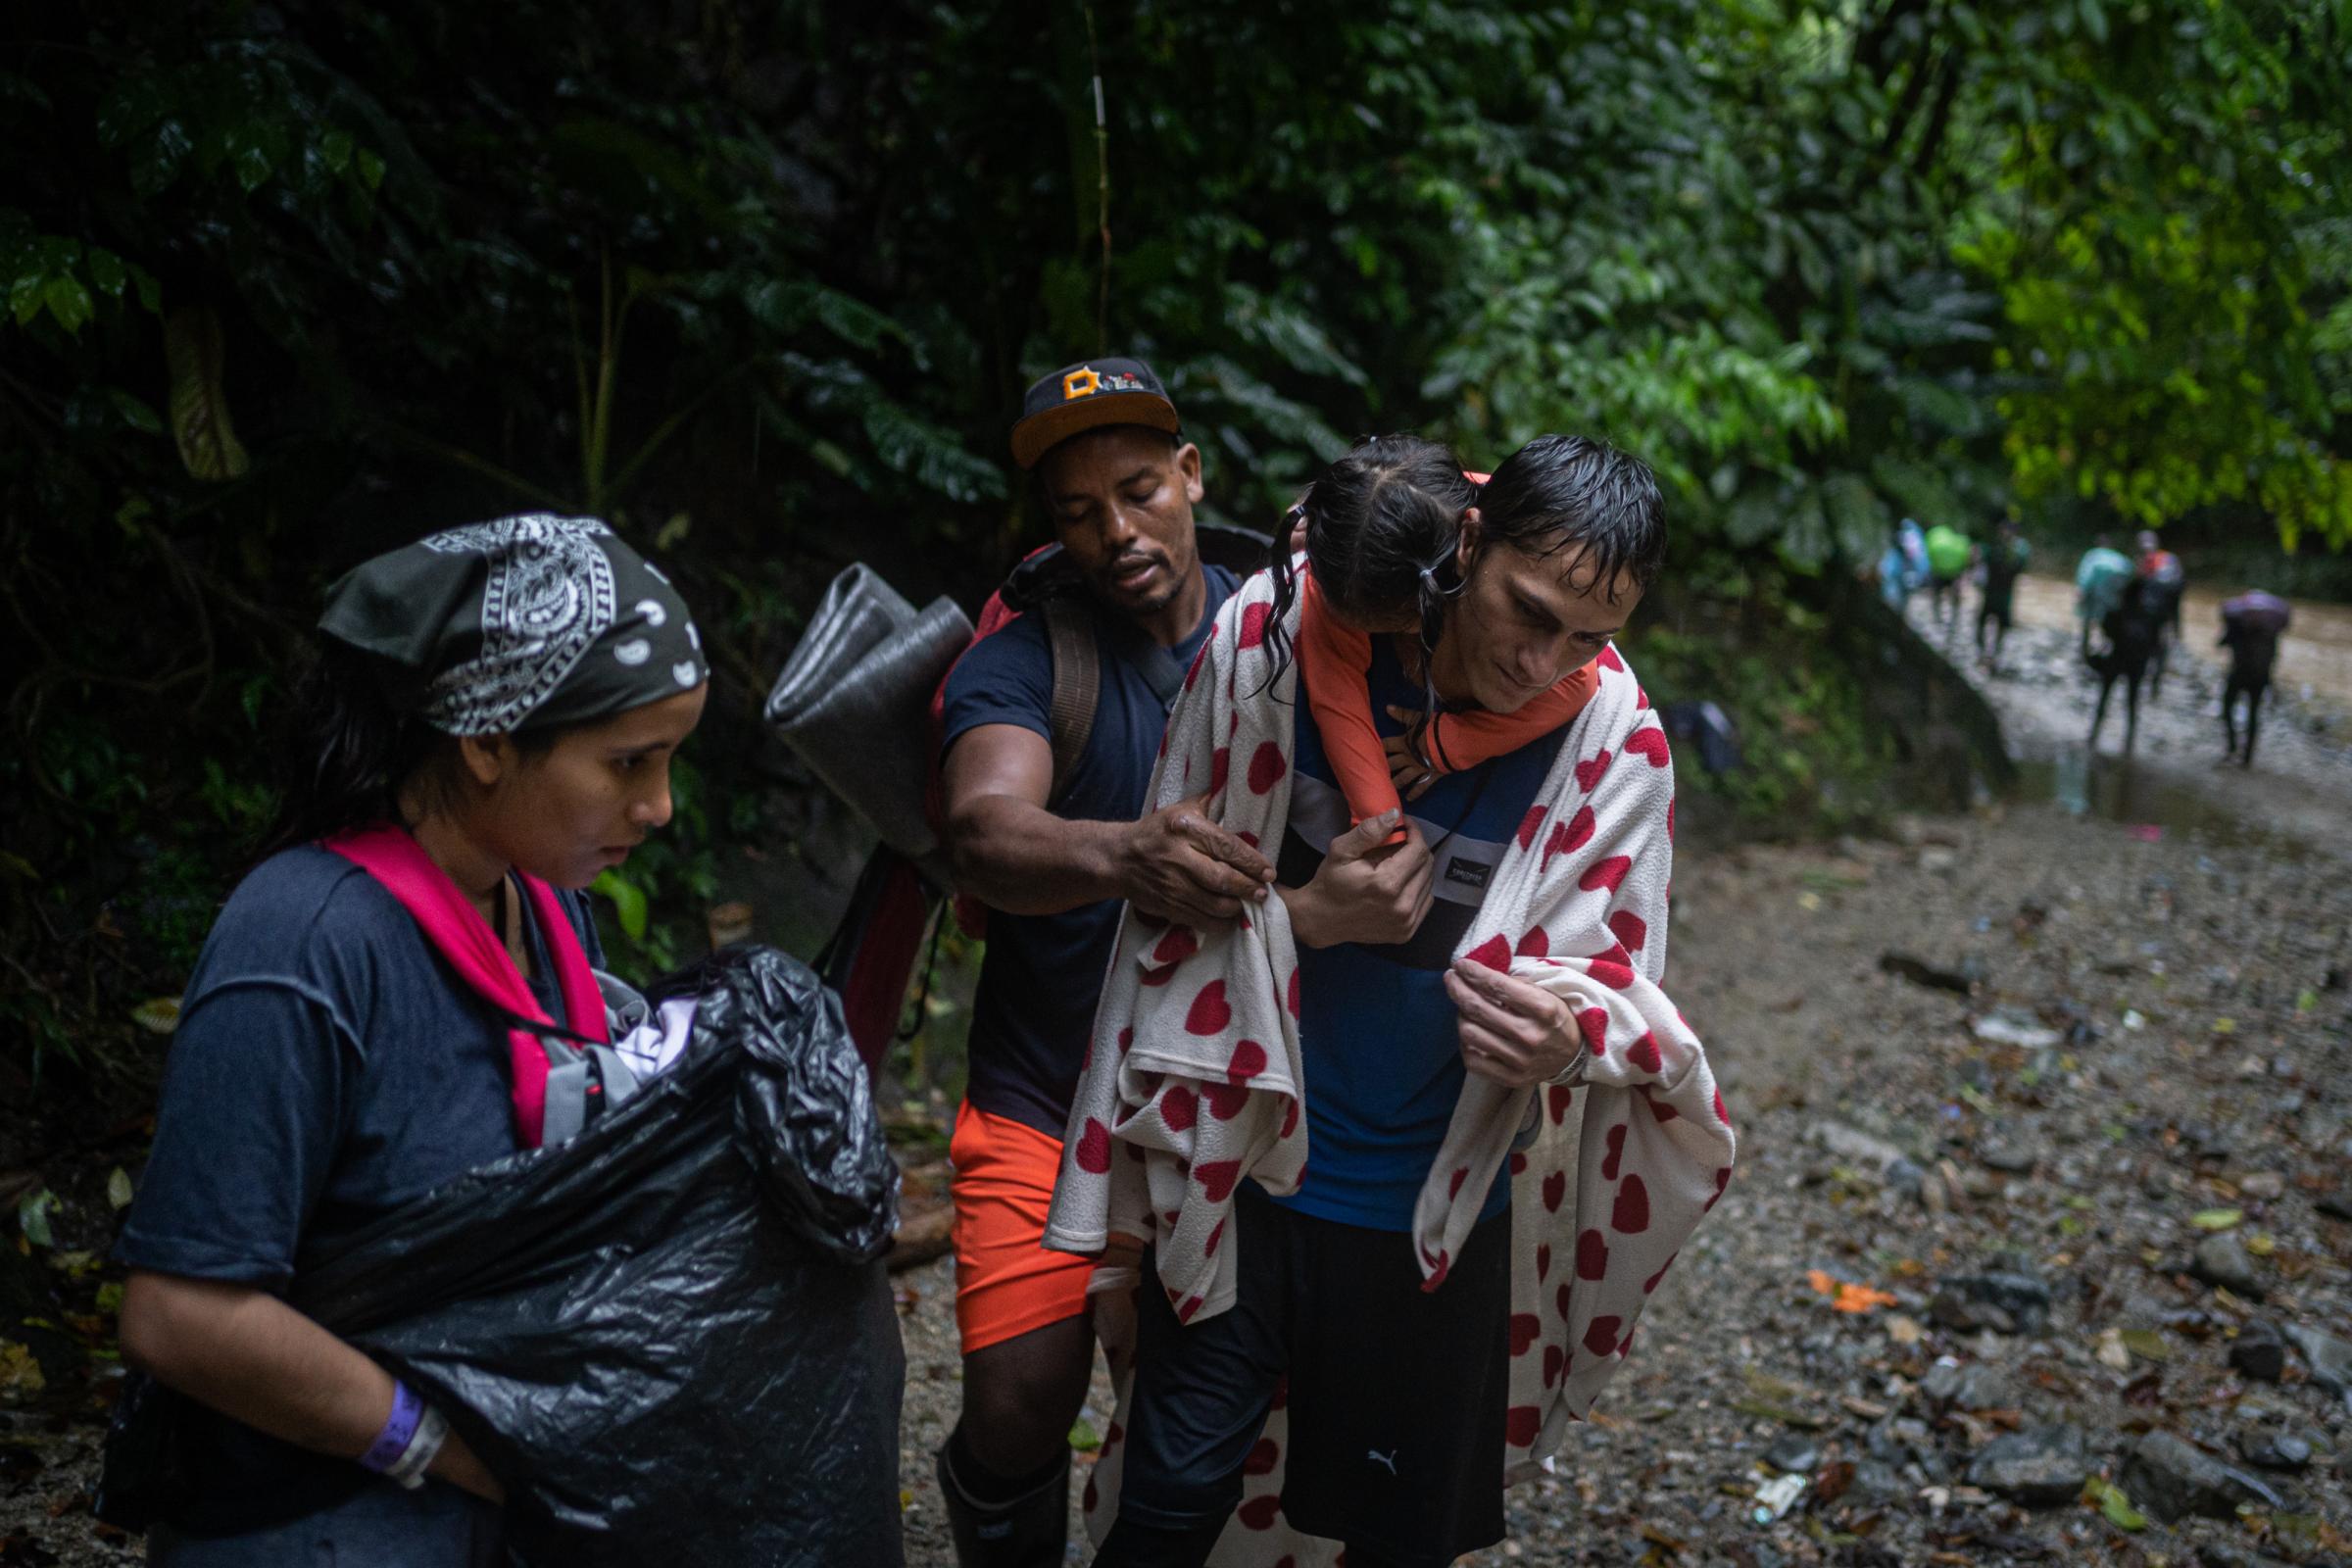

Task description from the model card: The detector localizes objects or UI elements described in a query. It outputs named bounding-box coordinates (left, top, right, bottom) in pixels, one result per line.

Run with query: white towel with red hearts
left=1044, top=569, right=1736, bottom=1561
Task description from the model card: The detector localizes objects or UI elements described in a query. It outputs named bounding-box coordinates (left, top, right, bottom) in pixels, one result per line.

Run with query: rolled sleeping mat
left=765, top=564, right=973, bottom=883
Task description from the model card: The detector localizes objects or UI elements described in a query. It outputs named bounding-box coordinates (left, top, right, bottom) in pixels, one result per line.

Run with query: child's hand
left=1383, top=705, right=1441, bottom=800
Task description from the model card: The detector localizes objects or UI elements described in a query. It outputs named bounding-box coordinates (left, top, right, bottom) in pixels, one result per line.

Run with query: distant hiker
left=1048, top=435, right=1734, bottom=1567
left=114, top=516, right=710, bottom=1565
left=2132, top=529, right=2187, bottom=699
left=2088, top=572, right=2166, bottom=756
left=2074, top=534, right=2132, bottom=657
left=1923, top=521, right=1973, bottom=641
left=930, top=358, right=1265, bottom=1565
left=1877, top=517, right=1928, bottom=612
left=2219, top=590, right=2292, bottom=767
left=1974, top=516, right=2030, bottom=671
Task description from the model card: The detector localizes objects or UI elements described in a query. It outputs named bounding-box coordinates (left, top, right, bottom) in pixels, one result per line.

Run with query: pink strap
left=323, top=824, right=609, bottom=1149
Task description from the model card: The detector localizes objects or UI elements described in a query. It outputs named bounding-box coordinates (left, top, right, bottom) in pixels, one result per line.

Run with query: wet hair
left=256, top=640, right=559, bottom=861
left=1263, top=434, right=1478, bottom=769
left=1473, top=434, right=1667, bottom=597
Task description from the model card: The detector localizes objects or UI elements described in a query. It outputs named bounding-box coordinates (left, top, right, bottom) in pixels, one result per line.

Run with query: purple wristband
left=360, top=1380, right=425, bottom=1474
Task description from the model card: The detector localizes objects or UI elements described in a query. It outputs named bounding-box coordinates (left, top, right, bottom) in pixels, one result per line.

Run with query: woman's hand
left=120, top=1272, right=506, bottom=1507
left=1444, top=958, right=1586, bottom=1088
left=429, top=1429, right=507, bottom=1504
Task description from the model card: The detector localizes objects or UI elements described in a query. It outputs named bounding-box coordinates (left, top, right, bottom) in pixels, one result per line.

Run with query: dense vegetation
left=4, top=1, right=2347, bottom=1095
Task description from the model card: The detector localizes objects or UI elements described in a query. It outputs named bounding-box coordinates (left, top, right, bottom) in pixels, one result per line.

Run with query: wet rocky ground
left=885, top=798, right=2352, bottom=1568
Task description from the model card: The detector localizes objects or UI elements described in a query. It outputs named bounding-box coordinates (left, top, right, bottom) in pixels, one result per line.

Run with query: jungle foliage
left=3, top=1, right=2347, bottom=1083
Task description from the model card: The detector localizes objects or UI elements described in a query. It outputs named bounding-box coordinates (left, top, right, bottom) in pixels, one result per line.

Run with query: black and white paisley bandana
left=319, top=514, right=708, bottom=736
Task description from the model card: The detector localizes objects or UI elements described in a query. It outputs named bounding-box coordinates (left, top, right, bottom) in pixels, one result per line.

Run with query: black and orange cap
left=1009, top=356, right=1182, bottom=470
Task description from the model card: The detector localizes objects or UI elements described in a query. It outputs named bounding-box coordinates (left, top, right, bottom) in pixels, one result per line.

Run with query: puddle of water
left=2012, top=745, right=2283, bottom=847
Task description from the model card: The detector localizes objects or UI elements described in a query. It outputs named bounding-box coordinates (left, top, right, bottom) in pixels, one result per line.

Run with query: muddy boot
left=936, top=1438, right=1069, bottom=1567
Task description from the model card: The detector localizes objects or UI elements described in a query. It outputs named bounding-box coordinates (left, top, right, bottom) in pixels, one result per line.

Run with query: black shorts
left=1116, top=1185, right=1511, bottom=1562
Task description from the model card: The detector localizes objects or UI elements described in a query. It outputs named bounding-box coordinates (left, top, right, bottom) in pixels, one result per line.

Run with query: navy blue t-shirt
left=1264, top=640, right=1565, bottom=1232
left=941, top=564, right=1239, bottom=1137
left=114, top=843, right=603, bottom=1531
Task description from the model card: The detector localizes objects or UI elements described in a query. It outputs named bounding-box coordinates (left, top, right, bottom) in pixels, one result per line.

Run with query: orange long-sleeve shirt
left=1298, top=566, right=1600, bottom=826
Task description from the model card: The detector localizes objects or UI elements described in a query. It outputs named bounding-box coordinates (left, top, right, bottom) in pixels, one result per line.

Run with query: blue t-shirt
left=114, top=843, right=603, bottom=1532
left=941, top=565, right=1239, bottom=1137
left=1264, top=640, right=1566, bottom=1232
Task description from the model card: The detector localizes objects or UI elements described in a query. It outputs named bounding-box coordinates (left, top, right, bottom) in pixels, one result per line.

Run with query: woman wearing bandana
left=112, top=515, right=710, bottom=1565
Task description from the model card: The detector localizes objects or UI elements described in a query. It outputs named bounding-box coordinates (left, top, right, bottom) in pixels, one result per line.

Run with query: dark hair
left=256, top=641, right=556, bottom=861
left=1474, top=434, right=1667, bottom=597
left=1264, top=434, right=1478, bottom=769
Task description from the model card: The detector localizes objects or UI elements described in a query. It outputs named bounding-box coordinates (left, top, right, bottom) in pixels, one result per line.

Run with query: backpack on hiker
left=764, top=524, right=1271, bottom=1071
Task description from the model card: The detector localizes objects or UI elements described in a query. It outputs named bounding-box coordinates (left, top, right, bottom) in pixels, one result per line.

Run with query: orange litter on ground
left=1806, top=1269, right=1899, bottom=1313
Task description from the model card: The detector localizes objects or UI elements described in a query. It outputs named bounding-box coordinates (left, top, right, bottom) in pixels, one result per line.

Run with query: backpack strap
left=1043, top=596, right=1100, bottom=797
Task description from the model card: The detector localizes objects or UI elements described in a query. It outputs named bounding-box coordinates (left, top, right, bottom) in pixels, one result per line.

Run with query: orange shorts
left=949, top=1102, right=1096, bottom=1355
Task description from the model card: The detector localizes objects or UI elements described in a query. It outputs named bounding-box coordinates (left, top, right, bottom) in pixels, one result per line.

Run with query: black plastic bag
left=104, top=947, right=906, bottom=1566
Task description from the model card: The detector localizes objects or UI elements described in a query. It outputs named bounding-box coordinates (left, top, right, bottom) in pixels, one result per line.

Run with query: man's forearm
left=950, top=794, right=1133, bottom=915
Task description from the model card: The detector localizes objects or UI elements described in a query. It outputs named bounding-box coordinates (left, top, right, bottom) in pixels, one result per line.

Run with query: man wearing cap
left=931, top=358, right=1274, bottom=1564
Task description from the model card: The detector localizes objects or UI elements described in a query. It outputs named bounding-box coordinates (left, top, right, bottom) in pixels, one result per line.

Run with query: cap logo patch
left=1064, top=367, right=1103, bottom=400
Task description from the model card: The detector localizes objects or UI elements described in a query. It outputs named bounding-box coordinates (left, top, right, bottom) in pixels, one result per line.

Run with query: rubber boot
left=936, top=1439, right=1069, bottom=1567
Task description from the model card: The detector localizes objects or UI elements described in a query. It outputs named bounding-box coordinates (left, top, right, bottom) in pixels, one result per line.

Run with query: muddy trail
left=892, top=803, right=2352, bottom=1567
left=7, top=583, right=2351, bottom=1566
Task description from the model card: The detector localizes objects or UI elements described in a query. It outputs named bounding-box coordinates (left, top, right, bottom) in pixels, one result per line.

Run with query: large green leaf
left=165, top=305, right=249, bottom=481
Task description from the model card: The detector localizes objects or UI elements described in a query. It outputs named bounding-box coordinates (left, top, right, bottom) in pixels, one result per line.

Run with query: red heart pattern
left=1611, top=1173, right=1650, bottom=1235
left=1515, top=926, right=1549, bottom=959
left=1600, top=1123, right=1627, bottom=1181
left=1185, top=980, right=1232, bottom=1035
left=1543, top=1169, right=1567, bottom=1211
left=1508, top=1313, right=1542, bottom=1356
left=1516, top=804, right=1546, bottom=850
left=1151, top=925, right=1200, bottom=967
left=1574, top=749, right=1613, bottom=793
left=1580, top=855, right=1632, bottom=893
left=1607, top=909, right=1647, bottom=953
left=1158, top=1085, right=1198, bottom=1133
left=1505, top=1405, right=1542, bottom=1446
left=1577, top=1007, right=1609, bottom=1055
left=1597, top=643, right=1625, bottom=672
left=1195, top=1159, right=1242, bottom=1202
left=1076, top=1117, right=1111, bottom=1173
left=1247, top=740, right=1287, bottom=794
left=1239, top=601, right=1270, bottom=650
left=1463, top=934, right=1511, bottom=971
left=1626, top=1033, right=1663, bottom=1073
left=1577, top=1228, right=1609, bottom=1281
left=1623, top=725, right=1670, bottom=768
left=1582, top=1314, right=1623, bottom=1357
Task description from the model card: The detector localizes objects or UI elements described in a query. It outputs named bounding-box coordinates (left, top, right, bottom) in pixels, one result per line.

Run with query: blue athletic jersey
left=1264, top=639, right=1565, bottom=1232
